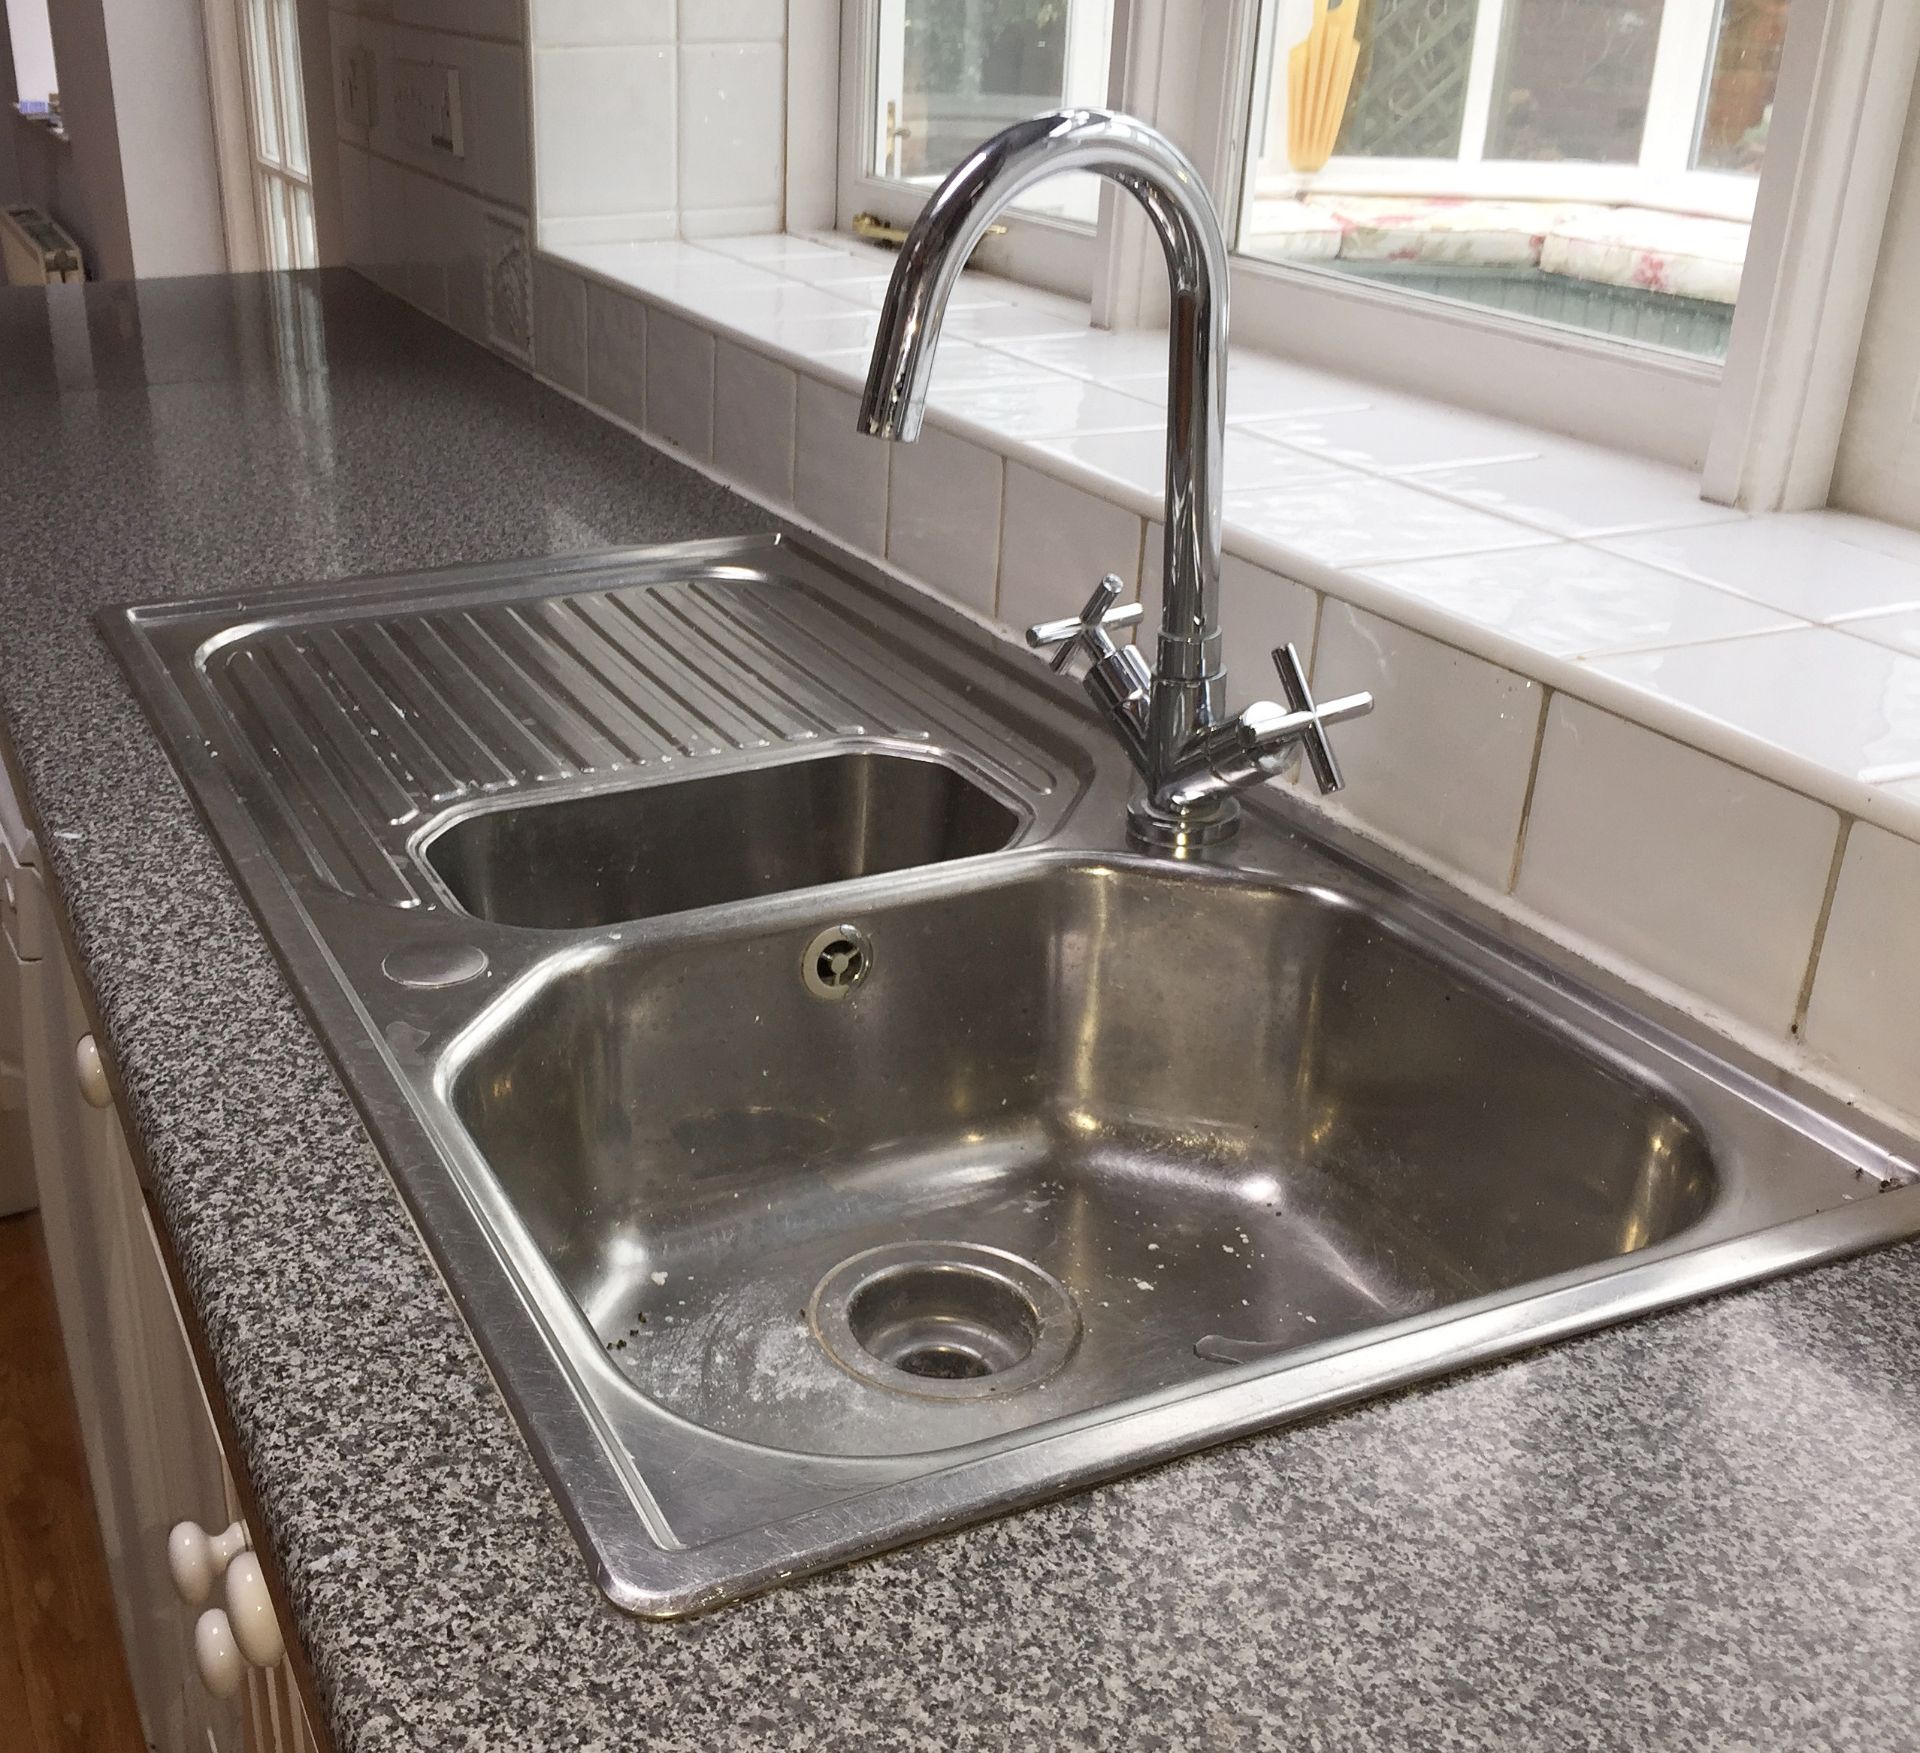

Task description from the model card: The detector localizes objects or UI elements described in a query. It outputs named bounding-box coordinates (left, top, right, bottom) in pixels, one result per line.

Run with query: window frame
left=833, top=0, right=1116, bottom=301
left=236, top=0, right=318, bottom=271
left=1243, top=0, right=1758, bottom=220
left=810, top=0, right=1920, bottom=508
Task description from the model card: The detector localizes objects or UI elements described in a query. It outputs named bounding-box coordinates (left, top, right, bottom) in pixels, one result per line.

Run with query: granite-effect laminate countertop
left=2, top=271, right=1916, bottom=1751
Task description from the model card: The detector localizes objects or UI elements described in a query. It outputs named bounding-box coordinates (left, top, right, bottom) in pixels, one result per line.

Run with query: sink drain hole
left=811, top=1242, right=1079, bottom=1401
left=847, top=1264, right=1040, bottom=1381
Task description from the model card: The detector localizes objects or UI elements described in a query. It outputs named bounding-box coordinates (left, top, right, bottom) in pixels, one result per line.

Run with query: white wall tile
left=530, top=0, right=675, bottom=44
left=644, top=307, right=714, bottom=458
left=336, top=142, right=373, bottom=266
left=533, top=257, right=588, bottom=395
left=1239, top=400, right=1540, bottom=474
left=443, top=191, right=495, bottom=344
left=1356, top=545, right=1796, bottom=658
left=1803, top=824, right=1920, bottom=1112
left=680, top=0, right=786, bottom=40
left=400, top=170, right=450, bottom=319
left=395, top=0, right=523, bottom=40
left=1408, top=445, right=1744, bottom=539
left=1602, top=517, right=1920, bottom=621
left=365, top=152, right=410, bottom=295
left=794, top=374, right=890, bottom=558
left=784, top=0, right=839, bottom=231
left=1517, top=697, right=1840, bottom=1031
left=540, top=212, right=680, bottom=247
left=681, top=203, right=785, bottom=238
left=534, top=45, right=674, bottom=218
left=1223, top=473, right=1549, bottom=572
left=585, top=282, right=646, bottom=428
left=1313, top=602, right=1542, bottom=888
left=997, top=461, right=1145, bottom=638
left=677, top=43, right=785, bottom=217
left=888, top=428, right=1005, bottom=619
left=712, top=339, right=796, bottom=506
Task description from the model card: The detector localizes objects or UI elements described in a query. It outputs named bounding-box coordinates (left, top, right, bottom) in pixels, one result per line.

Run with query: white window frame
left=834, top=0, right=1119, bottom=300
left=1185, top=0, right=1920, bottom=495
left=808, top=0, right=1920, bottom=509
left=1243, top=0, right=1754, bottom=220
left=236, top=0, right=318, bottom=271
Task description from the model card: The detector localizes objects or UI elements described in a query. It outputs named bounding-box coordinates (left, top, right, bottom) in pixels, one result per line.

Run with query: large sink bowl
left=451, top=863, right=1723, bottom=1459
left=103, top=534, right=1920, bottom=1616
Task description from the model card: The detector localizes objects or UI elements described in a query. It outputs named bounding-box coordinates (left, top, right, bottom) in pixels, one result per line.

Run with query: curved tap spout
left=859, top=109, right=1232, bottom=825
left=859, top=109, right=1370, bottom=847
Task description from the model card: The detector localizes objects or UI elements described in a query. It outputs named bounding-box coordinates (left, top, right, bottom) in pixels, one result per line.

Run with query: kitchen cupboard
left=12, top=799, right=323, bottom=1751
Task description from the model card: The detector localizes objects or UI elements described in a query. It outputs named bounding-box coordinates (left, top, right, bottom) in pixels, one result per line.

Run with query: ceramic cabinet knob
left=168, top=1519, right=248, bottom=1606
left=74, top=1034, right=111, bottom=1109
left=194, top=1608, right=244, bottom=1698
left=223, top=1551, right=285, bottom=1668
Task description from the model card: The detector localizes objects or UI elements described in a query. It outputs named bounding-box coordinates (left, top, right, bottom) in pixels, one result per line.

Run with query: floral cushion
left=1309, top=195, right=1605, bottom=268
left=1538, top=208, right=1747, bottom=305
left=1239, top=197, right=1344, bottom=261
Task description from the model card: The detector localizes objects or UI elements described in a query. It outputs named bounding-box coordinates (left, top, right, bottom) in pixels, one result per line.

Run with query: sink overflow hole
left=801, top=924, right=872, bottom=1000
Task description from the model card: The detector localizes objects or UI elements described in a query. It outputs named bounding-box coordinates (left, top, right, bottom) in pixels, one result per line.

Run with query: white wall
left=1832, top=89, right=1920, bottom=530
left=103, top=0, right=227, bottom=276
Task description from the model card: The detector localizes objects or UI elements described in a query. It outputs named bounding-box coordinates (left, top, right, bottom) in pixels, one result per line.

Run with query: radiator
left=1, top=205, right=85, bottom=285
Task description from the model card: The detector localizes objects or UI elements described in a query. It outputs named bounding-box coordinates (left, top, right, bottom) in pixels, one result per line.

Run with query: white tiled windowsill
left=529, top=230, right=1920, bottom=1129
left=545, top=230, right=1920, bottom=846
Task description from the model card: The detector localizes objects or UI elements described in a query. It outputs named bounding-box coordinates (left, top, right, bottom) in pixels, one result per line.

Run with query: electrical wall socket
left=339, top=45, right=376, bottom=133
left=393, top=58, right=464, bottom=159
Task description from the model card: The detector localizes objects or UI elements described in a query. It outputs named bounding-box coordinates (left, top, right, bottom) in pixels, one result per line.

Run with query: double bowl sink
left=104, top=533, right=1920, bottom=1615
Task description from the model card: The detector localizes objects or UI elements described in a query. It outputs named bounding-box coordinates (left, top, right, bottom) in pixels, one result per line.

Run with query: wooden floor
left=0, top=1212, right=147, bottom=1751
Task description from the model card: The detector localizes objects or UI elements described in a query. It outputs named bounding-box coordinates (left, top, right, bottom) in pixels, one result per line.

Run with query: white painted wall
left=1832, top=88, right=1920, bottom=530
left=103, top=0, right=227, bottom=276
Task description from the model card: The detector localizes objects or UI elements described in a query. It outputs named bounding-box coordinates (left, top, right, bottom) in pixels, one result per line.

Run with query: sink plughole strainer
left=809, top=1242, right=1081, bottom=1400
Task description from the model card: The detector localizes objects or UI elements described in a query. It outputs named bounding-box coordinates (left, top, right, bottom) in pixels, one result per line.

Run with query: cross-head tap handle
left=1026, top=575, right=1145, bottom=673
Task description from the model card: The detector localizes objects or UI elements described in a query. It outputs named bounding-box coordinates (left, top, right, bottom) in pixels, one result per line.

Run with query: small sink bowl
left=420, top=748, right=1021, bottom=930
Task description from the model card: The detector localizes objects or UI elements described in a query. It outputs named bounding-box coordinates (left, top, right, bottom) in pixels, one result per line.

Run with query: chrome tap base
left=1126, top=792, right=1241, bottom=850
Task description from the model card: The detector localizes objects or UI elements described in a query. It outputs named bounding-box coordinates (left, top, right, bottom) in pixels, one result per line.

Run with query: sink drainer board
left=104, top=532, right=1920, bottom=1617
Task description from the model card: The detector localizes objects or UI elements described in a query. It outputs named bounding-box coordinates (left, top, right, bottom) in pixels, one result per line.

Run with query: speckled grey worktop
left=3, top=270, right=1916, bottom=1751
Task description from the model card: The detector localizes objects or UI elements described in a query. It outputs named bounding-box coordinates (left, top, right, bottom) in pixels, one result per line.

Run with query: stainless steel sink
left=104, top=532, right=1920, bottom=1616
left=423, top=748, right=1022, bottom=929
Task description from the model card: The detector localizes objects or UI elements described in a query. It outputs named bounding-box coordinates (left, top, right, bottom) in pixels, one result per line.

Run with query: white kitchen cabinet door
left=21, top=930, right=248, bottom=1752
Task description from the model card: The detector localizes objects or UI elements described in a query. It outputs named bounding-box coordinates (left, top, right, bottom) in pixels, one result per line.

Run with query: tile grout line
left=1790, top=816, right=1854, bottom=1038
left=1505, top=685, right=1555, bottom=897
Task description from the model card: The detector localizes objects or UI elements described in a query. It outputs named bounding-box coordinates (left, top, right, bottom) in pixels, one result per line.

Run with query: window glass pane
left=870, top=0, right=1114, bottom=223
left=1694, top=0, right=1784, bottom=173
left=244, top=0, right=283, bottom=167
left=264, top=175, right=292, bottom=268
left=1485, top=0, right=1665, bottom=165
left=3, top=0, right=60, bottom=108
left=1334, top=0, right=1477, bottom=161
left=1238, top=0, right=1785, bottom=363
left=273, top=0, right=311, bottom=179
left=296, top=183, right=318, bottom=269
